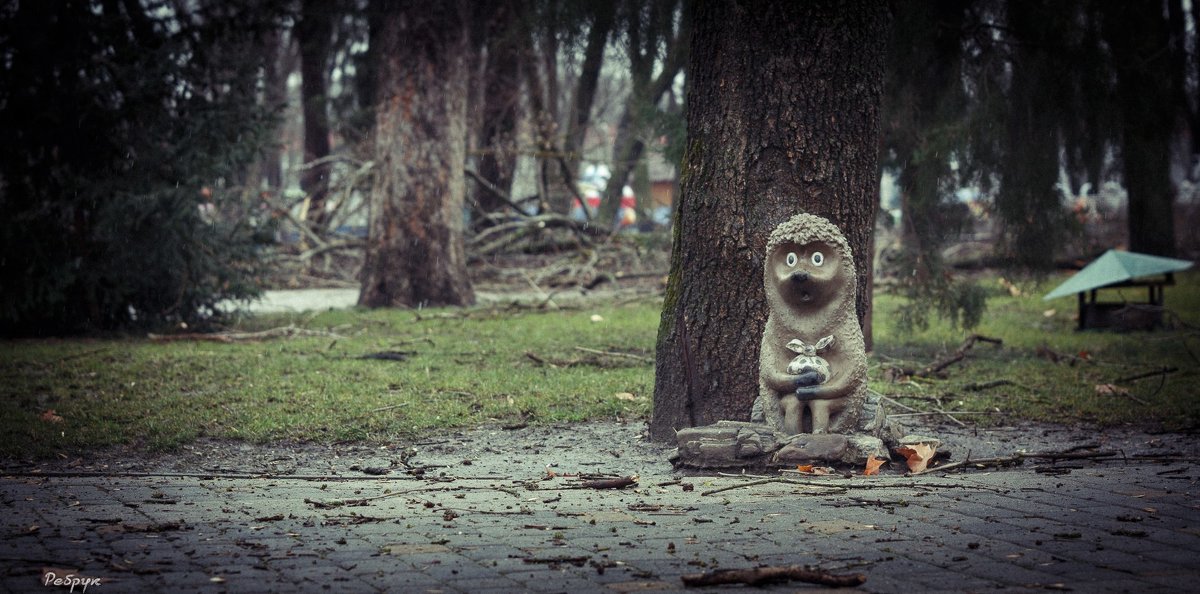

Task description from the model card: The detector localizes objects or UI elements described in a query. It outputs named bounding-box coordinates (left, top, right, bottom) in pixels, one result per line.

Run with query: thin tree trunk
left=297, top=0, right=334, bottom=231
left=600, top=0, right=688, bottom=226
left=359, top=1, right=475, bottom=308
left=565, top=1, right=617, bottom=176
left=650, top=0, right=887, bottom=441
left=259, top=28, right=292, bottom=193
left=472, top=0, right=523, bottom=215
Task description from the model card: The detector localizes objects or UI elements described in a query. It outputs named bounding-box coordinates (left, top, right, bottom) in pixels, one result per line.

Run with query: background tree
left=597, top=0, right=690, bottom=227
left=358, top=0, right=475, bottom=308
left=992, top=1, right=1081, bottom=271
left=1102, top=1, right=1180, bottom=257
left=521, top=0, right=618, bottom=215
left=469, top=0, right=526, bottom=215
left=0, top=0, right=282, bottom=335
left=296, top=0, right=336, bottom=232
left=650, top=0, right=888, bottom=441
left=880, top=0, right=986, bottom=331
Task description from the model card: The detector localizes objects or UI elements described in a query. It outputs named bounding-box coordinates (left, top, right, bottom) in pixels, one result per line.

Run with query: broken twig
left=1113, top=366, right=1178, bottom=384
left=572, top=346, right=652, bottom=363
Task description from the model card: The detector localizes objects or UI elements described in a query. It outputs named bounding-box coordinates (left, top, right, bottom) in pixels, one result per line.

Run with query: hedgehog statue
left=751, top=213, right=869, bottom=435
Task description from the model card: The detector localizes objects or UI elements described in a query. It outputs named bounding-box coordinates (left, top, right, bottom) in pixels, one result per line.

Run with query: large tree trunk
left=650, top=0, right=887, bottom=441
left=297, top=0, right=334, bottom=231
left=1104, top=3, right=1178, bottom=257
left=359, top=1, right=475, bottom=308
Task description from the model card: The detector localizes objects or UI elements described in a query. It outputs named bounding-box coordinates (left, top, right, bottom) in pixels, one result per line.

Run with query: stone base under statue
left=670, top=421, right=890, bottom=470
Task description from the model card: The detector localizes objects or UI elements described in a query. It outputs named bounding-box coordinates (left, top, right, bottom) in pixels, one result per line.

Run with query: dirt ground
left=7, top=418, right=1195, bottom=479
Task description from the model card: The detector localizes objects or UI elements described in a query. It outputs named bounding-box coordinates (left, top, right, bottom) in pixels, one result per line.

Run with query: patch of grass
left=3, top=270, right=1197, bottom=459
left=872, top=270, right=1200, bottom=430
left=0, top=303, right=658, bottom=457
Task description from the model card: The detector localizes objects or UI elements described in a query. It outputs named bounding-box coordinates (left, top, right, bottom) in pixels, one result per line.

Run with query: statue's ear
left=785, top=339, right=806, bottom=353
left=814, top=335, right=835, bottom=350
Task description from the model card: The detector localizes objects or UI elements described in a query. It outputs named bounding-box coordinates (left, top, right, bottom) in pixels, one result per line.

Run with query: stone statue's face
left=769, top=240, right=843, bottom=309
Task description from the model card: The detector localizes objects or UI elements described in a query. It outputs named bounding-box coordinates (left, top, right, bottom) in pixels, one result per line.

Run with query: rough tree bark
left=297, top=0, right=334, bottom=231
left=649, top=0, right=887, bottom=441
left=358, top=1, right=475, bottom=308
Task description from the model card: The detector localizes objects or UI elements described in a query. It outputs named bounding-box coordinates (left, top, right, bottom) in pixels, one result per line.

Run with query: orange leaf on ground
left=39, top=410, right=63, bottom=424
left=863, top=456, right=884, bottom=476
left=895, top=443, right=935, bottom=473
left=796, top=464, right=814, bottom=473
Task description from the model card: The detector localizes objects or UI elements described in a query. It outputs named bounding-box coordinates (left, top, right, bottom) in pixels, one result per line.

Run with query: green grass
left=872, top=270, right=1200, bottom=430
left=0, top=302, right=659, bottom=457
left=2, top=271, right=1197, bottom=459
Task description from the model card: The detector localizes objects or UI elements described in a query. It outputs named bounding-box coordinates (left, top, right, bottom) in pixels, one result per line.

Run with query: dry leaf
left=614, top=392, right=642, bottom=402
left=796, top=464, right=814, bottom=473
left=1096, top=383, right=1129, bottom=396
left=590, top=314, right=604, bottom=322
left=998, top=277, right=1022, bottom=297
left=863, top=456, right=884, bottom=476
left=895, top=444, right=935, bottom=473
left=1042, top=309, right=1056, bottom=318
left=39, top=410, right=63, bottom=424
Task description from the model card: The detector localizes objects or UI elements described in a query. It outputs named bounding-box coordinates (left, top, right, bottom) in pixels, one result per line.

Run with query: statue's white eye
left=811, top=252, right=825, bottom=267
left=785, top=252, right=798, bottom=267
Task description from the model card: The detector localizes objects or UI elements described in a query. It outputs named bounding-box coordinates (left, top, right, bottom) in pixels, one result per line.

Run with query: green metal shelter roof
left=1043, top=249, right=1193, bottom=301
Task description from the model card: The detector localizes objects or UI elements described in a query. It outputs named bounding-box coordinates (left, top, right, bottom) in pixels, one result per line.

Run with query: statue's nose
left=789, top=271, right=810, bottom=284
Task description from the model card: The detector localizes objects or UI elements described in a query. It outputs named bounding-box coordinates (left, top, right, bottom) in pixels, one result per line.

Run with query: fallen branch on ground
left=572, top=346, right=652, bottom=363
left=305, top=486, right=458, bottom=509
left=700, top=478, right=847, bottom=496
left=681, top=565, right=866, bottom=588
left=581, top=475, right=638, bottom=489
left=531, top=475, right=640, bottom=490
left=888, top=334, right=1002, bottom=379
left=1113, top=366, right=1179, bottom=384
left=148, top=325, right=344, bottom=343
left=963, top=379, right=1029, bottom=391
left=911, top=449, right=1120, bottom=476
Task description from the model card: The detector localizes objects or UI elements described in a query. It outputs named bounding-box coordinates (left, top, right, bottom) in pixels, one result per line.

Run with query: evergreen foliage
left=0, top=0, right=285, bottom=335
left=882, top=0, right=1195, bottom=329
left=882, top=0, right=987, bottom=330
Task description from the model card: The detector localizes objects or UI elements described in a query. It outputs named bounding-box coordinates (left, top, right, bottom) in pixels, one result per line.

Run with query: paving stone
left=4, top=422, right=1199, bottom=592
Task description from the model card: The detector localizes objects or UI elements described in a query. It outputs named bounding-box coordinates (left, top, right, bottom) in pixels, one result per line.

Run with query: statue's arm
left=793, top=355, right=865, bottom=400
left=761, top=367, right=797, bottom=394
